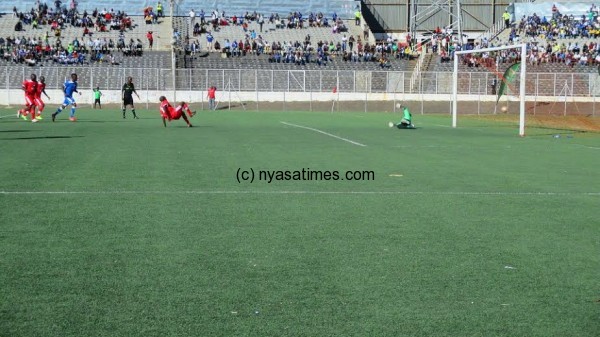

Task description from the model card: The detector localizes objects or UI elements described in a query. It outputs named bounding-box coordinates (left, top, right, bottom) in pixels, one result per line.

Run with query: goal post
left=452, top=43, right=527, bottom=136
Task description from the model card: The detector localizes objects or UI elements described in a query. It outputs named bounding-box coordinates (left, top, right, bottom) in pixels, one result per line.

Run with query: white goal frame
left=452, top=43, right=527, bottom=136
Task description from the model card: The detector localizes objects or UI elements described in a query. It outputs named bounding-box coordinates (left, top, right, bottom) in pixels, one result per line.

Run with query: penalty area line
left=0, top=191, right=598, bottom=196
left=280, top=121, right=366, bottom=147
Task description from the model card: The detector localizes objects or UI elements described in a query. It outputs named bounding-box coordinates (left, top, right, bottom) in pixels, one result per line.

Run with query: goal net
left=452, top=43, right=527, bottom=136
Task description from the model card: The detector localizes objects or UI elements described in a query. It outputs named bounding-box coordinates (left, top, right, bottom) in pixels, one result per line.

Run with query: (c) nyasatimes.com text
left=236, top=168, right=375, bottom=184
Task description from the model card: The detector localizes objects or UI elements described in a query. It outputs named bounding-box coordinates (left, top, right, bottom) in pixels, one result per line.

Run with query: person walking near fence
left=146, top=31, right=154, bottom=50
left=207, top=86, right=217, bottom=110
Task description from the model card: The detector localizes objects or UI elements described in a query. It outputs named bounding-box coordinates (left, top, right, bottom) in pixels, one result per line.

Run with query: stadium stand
left=172, top=11, right=417, bottom=71
left=0, top=0, right=358, bottom=20
left=424, top=2, right=600, bottom=75
left=0, top=1, right=421, bottom=93
left=0, top=6, right=173, bottom=56
left=399, top=2, right=600, bottom=97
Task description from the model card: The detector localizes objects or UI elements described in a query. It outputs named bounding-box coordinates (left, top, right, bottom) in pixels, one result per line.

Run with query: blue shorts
left=63, top=96, right=75, bottom=106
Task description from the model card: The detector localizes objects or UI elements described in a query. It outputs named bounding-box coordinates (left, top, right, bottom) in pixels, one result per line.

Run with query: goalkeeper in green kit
left=93, top=87, right=102, bottom=109
left=389, top=104, right=415, bottom=129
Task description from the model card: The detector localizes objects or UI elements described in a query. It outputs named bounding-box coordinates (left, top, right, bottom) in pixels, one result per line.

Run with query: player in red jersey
left=18, top=74, right=38, bottom=122
left=34, top=76, right=50, bottom=120
left=159, top=96, right=195, bottom=127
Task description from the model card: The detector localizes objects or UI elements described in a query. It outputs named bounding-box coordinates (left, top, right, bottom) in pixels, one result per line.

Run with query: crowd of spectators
left=179, top=8, right=418, bottom=68
left=431, top=3, right=600, bottom=71
left=2, top=1, right=150, bottom=66
left=180, top=30, right=417, bottom=68
left=508, top=4, right=600, bottom=68
left=13, top=2, right=135, bottom=35
left=190, top=10, right=349, bottom=35
left=516, top=4, right=600, bottom=41
left=0, top=31, right=145, bottom=66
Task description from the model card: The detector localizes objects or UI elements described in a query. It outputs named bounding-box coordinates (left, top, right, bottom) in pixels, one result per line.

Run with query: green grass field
left=1, top=107, right=599, bottom=337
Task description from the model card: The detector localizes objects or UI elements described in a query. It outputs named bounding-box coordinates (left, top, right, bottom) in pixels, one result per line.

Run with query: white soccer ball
left=501, top=106, right=508, bottom=112
left=396, top=103, right=402, bottom=108
left=388, top=122, right=394, bottom=128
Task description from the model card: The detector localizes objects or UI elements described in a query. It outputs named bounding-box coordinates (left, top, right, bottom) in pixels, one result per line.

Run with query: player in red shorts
left=18, top=73, right=38, bottom=122
left=33, top=76, right=50, bottom=120
left=159, top=96, right=196, bottom=127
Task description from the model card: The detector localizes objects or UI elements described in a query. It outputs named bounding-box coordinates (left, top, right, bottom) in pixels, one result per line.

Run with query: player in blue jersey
left=52, top=73, right=82, bottom=122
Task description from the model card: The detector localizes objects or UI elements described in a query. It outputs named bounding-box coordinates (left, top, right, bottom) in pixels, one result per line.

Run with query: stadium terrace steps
left=1, top=0, right=358, bottom=19
left=490, top=25, right=600, bottom=53
left=189, top=20, right=365, bottom=52
left=0, top=15, right=173, bottom=51
left=421, top=53, right=436, bottom=72
left=180, top=52, right=418, bottom=72
left=427, top=52, right=598, bottom=74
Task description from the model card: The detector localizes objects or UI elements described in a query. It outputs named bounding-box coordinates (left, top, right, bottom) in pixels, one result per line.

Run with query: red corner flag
left=332, top=86, right=337, bottom=93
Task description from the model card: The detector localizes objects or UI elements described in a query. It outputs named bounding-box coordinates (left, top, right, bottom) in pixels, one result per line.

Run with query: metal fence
left=3, top=66, right=599, bottom=97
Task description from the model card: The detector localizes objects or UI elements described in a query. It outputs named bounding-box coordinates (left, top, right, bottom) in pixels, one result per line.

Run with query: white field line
left=571, top=144, right=600, bottom=150
left=280, top=121, right=366, bottom=147
left=0, top=190, right=598, bottom=196
left=393, top=145, right=513, bottom=149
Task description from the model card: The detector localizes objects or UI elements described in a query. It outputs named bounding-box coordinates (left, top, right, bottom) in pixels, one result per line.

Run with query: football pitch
left=1, top=107, right=599, bottom=336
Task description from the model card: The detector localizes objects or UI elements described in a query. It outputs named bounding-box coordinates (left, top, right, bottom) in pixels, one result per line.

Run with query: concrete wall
left=1, top=89, right=596, bottom=108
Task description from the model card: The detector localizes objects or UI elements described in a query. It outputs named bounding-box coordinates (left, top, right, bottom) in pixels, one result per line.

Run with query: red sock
left=29, top=106, right=36, bottom=118
left=181, top=103, right=191, bottom=115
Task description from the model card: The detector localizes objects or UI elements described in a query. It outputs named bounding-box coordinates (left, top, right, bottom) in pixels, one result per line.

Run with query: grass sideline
left=1, top=108, right=599, bottom=336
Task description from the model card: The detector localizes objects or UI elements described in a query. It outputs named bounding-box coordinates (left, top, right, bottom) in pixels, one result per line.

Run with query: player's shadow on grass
left=170, top=124, right=212, bottom=128
left=0, top=130, right=36, bottom=133
left=213, top=103, right=247, bottom=110
left=1, top=136, right=84, bottom=140
left=74, top=120, right=122, bottom=123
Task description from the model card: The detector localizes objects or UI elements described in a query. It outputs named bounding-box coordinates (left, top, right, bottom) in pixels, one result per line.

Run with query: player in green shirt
left=389, top=104, right=415, bottom=129
left=93, top=87, right=102, bottom=109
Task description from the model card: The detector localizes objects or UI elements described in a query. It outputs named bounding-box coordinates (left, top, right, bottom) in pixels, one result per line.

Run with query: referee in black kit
left=122, top=77, right=141, bottom=119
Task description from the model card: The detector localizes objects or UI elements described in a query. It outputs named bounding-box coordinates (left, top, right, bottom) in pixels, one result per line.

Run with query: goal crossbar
left=452, top=43, right=527, bottom=136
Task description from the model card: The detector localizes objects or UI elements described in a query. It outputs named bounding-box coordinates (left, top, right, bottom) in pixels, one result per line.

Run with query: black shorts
left=94, top=98, right=101, bottom=104
left=123, top=97, right=134, bottom=106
